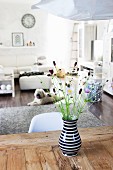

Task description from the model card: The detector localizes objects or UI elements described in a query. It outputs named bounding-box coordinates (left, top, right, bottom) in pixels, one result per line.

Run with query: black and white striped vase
left=59, top=119, right=81, bottom=156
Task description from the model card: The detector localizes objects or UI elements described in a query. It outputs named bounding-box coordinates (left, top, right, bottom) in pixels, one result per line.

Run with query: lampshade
left=32, top=0, right=113, bottom=21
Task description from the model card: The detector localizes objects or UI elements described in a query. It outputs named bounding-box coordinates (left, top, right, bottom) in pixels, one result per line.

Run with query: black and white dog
left=27, top=89, right=63, bottom=106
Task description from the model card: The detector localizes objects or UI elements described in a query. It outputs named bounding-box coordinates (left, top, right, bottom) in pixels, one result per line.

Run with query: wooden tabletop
left=0, top=126, right=113, bottom=170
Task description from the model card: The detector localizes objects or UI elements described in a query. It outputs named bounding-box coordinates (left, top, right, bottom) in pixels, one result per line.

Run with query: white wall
left=97, top=20, right=109, bottom=40
left=46, top=14, right=74, bottom=70
left=0, top=2, right=73, bottom=70
left=0, top=3, right=48, bottom=50
left=0, top=2, right=48, bottom=60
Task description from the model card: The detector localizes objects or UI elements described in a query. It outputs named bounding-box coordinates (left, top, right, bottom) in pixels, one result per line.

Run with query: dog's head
left=34, top=89, right=46, bottom=99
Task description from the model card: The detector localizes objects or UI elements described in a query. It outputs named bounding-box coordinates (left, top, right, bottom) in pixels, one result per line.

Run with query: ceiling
left=0, top=0, right=40, bottom=5
left=1, top=0, right=113, bottom=21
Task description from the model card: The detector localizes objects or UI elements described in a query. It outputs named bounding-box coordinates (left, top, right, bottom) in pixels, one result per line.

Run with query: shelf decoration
left=12, top=32, right=24, bottom=47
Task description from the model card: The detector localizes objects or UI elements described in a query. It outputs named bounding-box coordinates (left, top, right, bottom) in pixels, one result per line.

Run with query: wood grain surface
left=0, top=126, right=113, bottom=170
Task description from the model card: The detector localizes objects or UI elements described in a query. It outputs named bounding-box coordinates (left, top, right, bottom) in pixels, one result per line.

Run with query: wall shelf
left=0, top=89, right=13, bottom=94
left=70, top=23, right=79, bottom=67
left=0, top=46, right=36, bottom=49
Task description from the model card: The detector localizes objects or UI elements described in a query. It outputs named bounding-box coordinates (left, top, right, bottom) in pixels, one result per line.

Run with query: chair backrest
left=28, top=112, right=63, bottom=133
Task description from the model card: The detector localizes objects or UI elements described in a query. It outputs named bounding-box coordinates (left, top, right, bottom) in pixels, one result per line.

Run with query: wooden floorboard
left=0, top=79, right=113, bottom=125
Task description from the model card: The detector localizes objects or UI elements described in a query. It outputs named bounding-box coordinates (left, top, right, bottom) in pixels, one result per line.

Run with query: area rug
left=0, top=104, right=105, bottom=135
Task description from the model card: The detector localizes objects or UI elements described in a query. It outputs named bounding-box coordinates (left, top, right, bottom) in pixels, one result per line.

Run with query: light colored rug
left=0, top=104, right=105, bottom=135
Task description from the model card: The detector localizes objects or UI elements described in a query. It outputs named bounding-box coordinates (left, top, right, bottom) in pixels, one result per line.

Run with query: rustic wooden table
left=0, top=126, right=113, bottom=170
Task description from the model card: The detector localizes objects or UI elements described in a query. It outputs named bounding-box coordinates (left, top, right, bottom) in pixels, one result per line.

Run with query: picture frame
left=12, top=32, right=24, bottom=47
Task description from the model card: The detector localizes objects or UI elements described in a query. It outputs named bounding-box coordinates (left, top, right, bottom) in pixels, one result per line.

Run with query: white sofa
left=0, top=55, right=53, bottom=78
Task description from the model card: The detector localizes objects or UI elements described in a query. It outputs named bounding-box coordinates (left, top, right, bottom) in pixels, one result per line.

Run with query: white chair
left=28, top=112, right=63, bottom=133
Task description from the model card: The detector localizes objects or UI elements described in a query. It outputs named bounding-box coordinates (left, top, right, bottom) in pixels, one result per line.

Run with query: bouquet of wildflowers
left=49, top=61, right=107, bottom=121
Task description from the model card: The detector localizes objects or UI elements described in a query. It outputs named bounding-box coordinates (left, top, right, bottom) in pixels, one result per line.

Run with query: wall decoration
left=21, top=14, right=36, bottom=28
left=12, top=32, right=24, bottom=47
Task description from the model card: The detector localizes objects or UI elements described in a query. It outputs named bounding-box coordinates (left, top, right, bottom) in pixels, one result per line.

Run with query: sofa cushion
left=16, top=55, right=36, bottom=67
left=17, top=66, right=31, bottom=73
left=0, top=56, right=17, bottom=67
left=37, top=65, right=53, bottom=73
left=3, top=67, right=17, bottom=74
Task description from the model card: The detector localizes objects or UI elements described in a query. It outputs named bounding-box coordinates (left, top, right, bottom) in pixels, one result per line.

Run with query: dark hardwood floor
left=0, top=79, right=113, bottom=125
left=0, top=79, right=35, bottom=108
left=89, top=92, right=113, bottom=125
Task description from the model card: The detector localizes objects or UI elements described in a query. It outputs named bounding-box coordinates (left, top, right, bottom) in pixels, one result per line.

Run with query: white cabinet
left=78, top=24, right=97, bottom=62
left=103, top=34, right=113, bottom=95
left=0, top=69, right=15, bottom=97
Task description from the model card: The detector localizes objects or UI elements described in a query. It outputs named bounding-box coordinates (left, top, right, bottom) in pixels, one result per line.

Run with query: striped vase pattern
left=59, top=119, right=81, bottom=156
